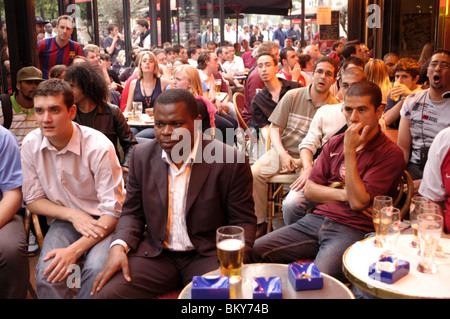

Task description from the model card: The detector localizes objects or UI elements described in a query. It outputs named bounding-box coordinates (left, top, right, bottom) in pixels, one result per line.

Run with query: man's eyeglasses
left=429, top=61, right=450, bottom=70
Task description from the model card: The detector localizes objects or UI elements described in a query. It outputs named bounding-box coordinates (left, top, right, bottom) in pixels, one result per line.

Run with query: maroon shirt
left=242, top=68, right=264, bottom=124
left=308, top=129, right=406, bottom=232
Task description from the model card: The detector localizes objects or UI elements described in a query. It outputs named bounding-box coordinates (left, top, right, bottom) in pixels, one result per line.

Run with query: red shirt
left=38, top=37, right=84, bottom=79
left=308, top=129, right=406, bottom=232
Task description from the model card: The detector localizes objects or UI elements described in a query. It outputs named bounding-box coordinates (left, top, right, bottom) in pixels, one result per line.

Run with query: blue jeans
left=282, top=188, right=316, bottom=225
left=36, top=219, right=112, bottom=299
left=250, top=214, right=367, bottom=282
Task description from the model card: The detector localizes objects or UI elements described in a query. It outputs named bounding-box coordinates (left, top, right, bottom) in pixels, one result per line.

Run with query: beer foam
left=218, top=239, right=244, bottom=251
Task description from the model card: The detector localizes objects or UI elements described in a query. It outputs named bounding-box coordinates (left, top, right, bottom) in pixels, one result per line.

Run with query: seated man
left=251, top=51, right=302, bottom=141
left=277, top=46, right=309, bottom=87
left=65, top=62, right=137, bottom=182
left=21, top=79, right=126, bottom=299
left=0, top=126, right=29, bottom=298
left=283, top=67, right=367, bottom=225
left=250, top=81, right=406, bottom=282
left=251, top=56, right=339, bottom=237
left=91, top=89, right=256, bottom=298
left=419, top=126, right=450, bottom=234
left=383, top=57, right=422, bottom=129
left=397, top=49, right=450, bottom=193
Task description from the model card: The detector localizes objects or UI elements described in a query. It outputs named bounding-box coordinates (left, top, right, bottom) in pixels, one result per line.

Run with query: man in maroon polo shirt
left=250, top=81, right=405, bottom=282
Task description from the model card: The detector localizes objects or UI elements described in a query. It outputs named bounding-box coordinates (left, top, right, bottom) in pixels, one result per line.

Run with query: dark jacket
left=73, top=102, right=137, bottom=167
left=113, top=136, right=256, bottom=260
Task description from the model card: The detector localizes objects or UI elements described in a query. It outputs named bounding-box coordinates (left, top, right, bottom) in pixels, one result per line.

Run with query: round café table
left=343, top=235, right=450, bottom=299
left=179, top=263, right=354, bottom=299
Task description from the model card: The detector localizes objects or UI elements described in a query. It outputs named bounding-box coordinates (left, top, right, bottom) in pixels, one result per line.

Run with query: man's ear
left=376, top=104, right=385, bottom=119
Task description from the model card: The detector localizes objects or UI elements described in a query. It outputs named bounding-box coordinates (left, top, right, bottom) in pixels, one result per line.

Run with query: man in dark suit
left=91, top=89, right=256, bottom=298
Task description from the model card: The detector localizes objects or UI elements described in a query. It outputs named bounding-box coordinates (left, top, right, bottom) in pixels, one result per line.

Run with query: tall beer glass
left=372, top=196, right=393, bottom=247
left=216, top=226, right=244, bottom=298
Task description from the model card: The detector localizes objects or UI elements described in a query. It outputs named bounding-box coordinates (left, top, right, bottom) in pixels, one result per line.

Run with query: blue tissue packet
left=288, top=262, right=323, bottom=291
left=191, top=276, right=230, bottom=299
left=368, top=256, right=409, bottom=284
left=253, top=276, right=282, bottom=299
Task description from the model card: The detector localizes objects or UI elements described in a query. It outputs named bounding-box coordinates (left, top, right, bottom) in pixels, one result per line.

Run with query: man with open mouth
left=397, top=49, right=450, bottom=194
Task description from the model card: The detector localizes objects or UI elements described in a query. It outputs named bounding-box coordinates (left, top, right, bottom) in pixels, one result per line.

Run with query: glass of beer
left=372, top=195, right=393, bottom=247
left=379, top=207, right=401, bottom=258
left=417, top=213, right=443, bottom=274
left=409, top=196, right=428, bottom=248
left=217, top=225, right=245, bottom=295
left=214, top=79, right=222, bottom=94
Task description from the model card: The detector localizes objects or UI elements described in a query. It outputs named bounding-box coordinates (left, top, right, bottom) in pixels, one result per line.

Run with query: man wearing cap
left=36, top=16, right=49, bottom=41
left=0, top=66, right=44, bottom=147
left=37, top=15, right=84, bottom=79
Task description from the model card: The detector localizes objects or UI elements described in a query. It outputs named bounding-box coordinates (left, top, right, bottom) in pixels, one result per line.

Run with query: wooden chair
left=23, top=208, right=42, bottom=299
left=232, top=92, right=257, bottom=143
left=265, top=124, right=298, bottom=233
left=24, top=208, right=44, bottom=250
left=359, top=170, right=414, bottom=220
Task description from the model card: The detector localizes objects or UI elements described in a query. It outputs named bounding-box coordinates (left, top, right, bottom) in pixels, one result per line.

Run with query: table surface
left=343, top=235, right=450, bottom=299
left=126, top=114, right=154, bottom=127
left=179, top=263, right=354, bottom=299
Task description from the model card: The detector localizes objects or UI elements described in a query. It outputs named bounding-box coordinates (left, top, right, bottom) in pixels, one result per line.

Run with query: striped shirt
left=268, top=85, right=339, bottom=154
left=37, top=37, right=84, bottom=79
left=0, top=93, right=38, bottom=148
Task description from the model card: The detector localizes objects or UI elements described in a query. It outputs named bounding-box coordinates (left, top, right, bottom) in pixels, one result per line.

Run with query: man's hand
left=290, top=166, right=312, bottom=191
left=68, top=208, right=108, bottom=239
left=91, top=245, right=131, bottom=295
left=344, top=122, right=369, bottom=153
left=279, top=151, right=299, bottom=173
left=289, top=63, right=301, bottom=82
left=43, top=247, right=79, bottom=283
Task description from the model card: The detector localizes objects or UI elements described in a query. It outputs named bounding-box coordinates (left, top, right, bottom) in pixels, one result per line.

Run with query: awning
left=198, top=0, right=292, bottom=16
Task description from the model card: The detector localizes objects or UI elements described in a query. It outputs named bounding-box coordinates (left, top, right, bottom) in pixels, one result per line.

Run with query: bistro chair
left=265, top=123, right=298, bottom=233
left=360, top=170, right=414, bottom=220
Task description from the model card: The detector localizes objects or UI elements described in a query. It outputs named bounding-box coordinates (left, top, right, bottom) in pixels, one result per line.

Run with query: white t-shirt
left=400, top=89, right=450, bottom=165
left=298, top=102, right=346, bottom=155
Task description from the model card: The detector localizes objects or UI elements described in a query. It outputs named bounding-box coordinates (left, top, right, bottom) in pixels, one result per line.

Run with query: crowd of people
left=0, top=14, right=449, bottom=299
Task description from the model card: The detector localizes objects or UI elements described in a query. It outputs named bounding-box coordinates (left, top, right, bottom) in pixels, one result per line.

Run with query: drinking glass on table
left=379, top=207, right=401, bottom=258
left=132, top=101, right=143, bottom=120
left=216, top=225, right=245, bottom=298
left=409, top=196, right=429, bottom=248
left=372, top=195, right=393, bottom=247
left=417, top=213, right=443, bottom=274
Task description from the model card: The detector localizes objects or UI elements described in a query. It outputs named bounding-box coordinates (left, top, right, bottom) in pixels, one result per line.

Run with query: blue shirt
left=0, top=125, right=22, bottom=201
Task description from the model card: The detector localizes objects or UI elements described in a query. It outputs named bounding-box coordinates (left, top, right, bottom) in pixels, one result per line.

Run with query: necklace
left=141, top=78, right=156, bottom=108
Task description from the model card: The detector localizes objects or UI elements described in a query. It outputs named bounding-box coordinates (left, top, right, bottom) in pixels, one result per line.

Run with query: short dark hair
left=342, top=40, right=360, bottom=59
left=279, top=47, right=296, bottom=65
left=34, top=79, right=74, bottom=111
left=65, top=62, right=109, bottom=106
left=256, top=51, right=278, bottom=66
left=298, top=53, right=311, bottom=69
left=342, top=56, right=365, bottom=71
left=136, top=19, right=148, bottom=29
left=313, top=56, right=339, bottom=78
left=172, top=43, right=184, bottom=54
left=196, top=50, right=213, bottom=70
left=331, top=41, right=342, bottom=51
left=431, top=49, right=450, bottom=59
left=154, top=89, right=199, bottom=119
left=187, top=45, right=201, bottom=59
left=345, top=80, right=382, bottom=110
left=164, top=46, right=175, bottom=54
left=107, top=23, right=118, bottom=33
